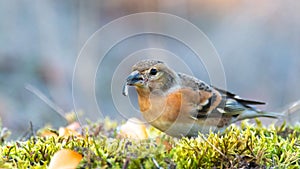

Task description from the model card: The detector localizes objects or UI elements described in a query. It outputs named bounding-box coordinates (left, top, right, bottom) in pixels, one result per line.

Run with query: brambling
left=122, top=59, right=280, bottom=137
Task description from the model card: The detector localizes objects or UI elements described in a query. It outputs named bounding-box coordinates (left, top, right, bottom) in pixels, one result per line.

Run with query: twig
left=122, top=157, right=130, bottom=169
left=152, top=157, right=163, bottom=169
left=19, top=121, right=36, bottom=141
left=29, top=121, right=35, bottom=138
left=25, top=84, right=67, bottom=122
left=284, top=100, right=300, bottom=123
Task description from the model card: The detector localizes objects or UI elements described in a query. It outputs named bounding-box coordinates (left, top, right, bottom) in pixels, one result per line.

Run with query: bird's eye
left=149, top=68, right=158, bottom=76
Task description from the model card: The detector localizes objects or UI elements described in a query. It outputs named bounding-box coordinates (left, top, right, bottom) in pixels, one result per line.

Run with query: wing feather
left=177, top=73, right=268, bottom=120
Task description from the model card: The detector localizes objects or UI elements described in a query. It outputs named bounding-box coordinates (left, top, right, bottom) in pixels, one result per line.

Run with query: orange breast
left=162, top=92, right=182, bottom=122
left=135, top=87, right=224, bottom=134
left=137, top=89, right=184, bottom=123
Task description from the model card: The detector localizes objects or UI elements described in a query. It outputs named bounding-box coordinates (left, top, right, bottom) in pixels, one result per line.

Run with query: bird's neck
left=136, top=87, right=150, bottom=97
left=135, top=87, right=151, bottom=112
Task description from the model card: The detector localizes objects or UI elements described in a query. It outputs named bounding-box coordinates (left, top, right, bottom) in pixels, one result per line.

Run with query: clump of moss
left=172, top=121, right=300, bottom=168
left=0, top=119, right=300, bottom=168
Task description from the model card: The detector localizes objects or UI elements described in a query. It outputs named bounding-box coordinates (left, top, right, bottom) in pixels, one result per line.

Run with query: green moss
left=0, top=119, right=300, bottom=168
left=172, top=121, right=300, bottom=168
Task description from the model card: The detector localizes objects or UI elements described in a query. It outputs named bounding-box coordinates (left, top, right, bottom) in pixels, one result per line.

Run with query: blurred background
left=0, top=0, right=299, bottom=139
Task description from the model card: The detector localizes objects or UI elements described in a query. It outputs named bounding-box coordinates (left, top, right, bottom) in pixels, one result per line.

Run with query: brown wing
left=177, top=73, right=222, bottom=119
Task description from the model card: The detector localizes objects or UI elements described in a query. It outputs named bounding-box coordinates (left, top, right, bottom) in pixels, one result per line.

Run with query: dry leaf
left=59, top=127, right=81, bottom=137
left=66, top=122, right=81, bottom=131
left=48, top=149, right=82, bottom=169
left=38, top=129, right=58, bottom=138
left=118, top=118, right=148, bottom=139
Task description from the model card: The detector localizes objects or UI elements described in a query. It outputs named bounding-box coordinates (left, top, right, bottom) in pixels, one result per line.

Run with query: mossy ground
left=0, top=119, right=299, bottom=168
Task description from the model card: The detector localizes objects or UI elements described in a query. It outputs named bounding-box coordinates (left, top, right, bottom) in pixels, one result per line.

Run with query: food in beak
left=122, top=82, right=129, bottom=96
left=122, top=71, right=144, bottom=96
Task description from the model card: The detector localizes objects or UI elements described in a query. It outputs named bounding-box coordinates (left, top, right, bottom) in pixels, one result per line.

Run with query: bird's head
left=123, top=59, right=179, bottom=96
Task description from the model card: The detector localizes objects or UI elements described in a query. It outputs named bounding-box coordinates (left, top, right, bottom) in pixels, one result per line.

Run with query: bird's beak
left=122, top=71, right=144, bottom=96
left=126, top=71, right=144, bottom=86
